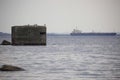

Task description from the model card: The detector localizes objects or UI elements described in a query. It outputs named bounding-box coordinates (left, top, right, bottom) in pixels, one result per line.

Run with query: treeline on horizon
left=0, top=32, right=11, bottom=36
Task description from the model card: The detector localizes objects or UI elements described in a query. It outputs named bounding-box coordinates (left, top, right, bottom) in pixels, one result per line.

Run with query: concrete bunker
left=12, top=24, right=46, bottom=45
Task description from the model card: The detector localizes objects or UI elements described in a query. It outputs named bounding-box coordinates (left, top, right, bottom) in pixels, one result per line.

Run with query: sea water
left=0, top=36, right=120, bottom=80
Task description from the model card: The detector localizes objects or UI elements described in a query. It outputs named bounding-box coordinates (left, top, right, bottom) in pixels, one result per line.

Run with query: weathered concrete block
left=11, top=24, right=46, bottom=45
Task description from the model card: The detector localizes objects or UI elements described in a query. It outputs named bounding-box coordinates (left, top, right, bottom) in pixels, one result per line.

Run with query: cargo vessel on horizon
left=70, top=28, right=117, bottom=36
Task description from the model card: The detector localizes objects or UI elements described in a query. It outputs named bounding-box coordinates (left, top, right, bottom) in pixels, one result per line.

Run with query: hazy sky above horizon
left=0, top=0, right=120, bottom=33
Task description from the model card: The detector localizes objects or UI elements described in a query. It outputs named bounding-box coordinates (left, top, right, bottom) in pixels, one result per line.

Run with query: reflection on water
left=0, top=36, right=120, bottom=80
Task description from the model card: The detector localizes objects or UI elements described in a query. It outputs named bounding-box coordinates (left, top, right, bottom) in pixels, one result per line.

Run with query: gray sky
left=0, top=0, right=120, bottom=33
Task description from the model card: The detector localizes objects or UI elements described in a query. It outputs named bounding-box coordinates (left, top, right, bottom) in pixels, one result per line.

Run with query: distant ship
left=70, top=29, right=117, bottom=36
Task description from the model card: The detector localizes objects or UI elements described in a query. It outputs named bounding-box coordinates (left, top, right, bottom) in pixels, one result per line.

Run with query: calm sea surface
left=0, top=36, right=120, bottom=80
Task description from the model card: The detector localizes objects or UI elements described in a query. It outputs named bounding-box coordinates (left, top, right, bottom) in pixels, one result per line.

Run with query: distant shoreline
left=0, top=32, right=120, bottom=36
left=0, top=32, right=11, bottom=36
left=0, top=32, right=70, bottom=36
